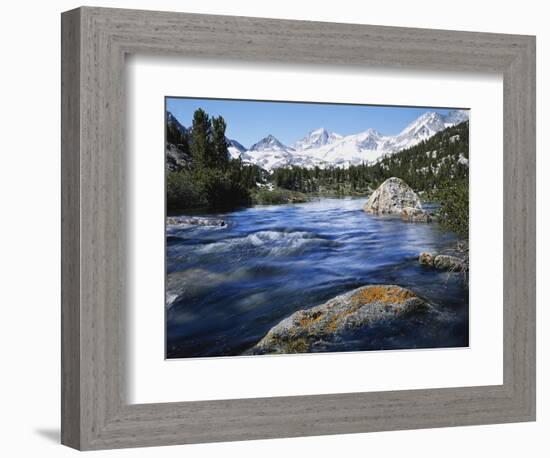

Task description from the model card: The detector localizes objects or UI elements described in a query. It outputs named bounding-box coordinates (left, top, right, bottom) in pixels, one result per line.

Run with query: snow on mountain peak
left=292, top=127, right=342, bottom=150
left=230, top=109, right=469, bottom=171
left=311, top=127, right=328, bottom=136
left=399, top=110, right=468, bottom=139
left=249, top=134, right=288, bottom=152
left=227, top=138, right=246, bottom=152
left=400, top=112, right=445, bottom=137
left=227, top=138, right=248, bottom=160
left=363, top=128, right=383, bottom=138
left=443, top=109, right=469, bottom=126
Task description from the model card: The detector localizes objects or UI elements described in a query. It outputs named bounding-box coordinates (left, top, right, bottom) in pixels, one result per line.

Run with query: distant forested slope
left=272, top=121, right=469, bottom=197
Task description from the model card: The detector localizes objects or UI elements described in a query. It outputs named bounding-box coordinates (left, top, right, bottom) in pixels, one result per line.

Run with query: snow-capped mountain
left=249, top=134, right=290, bottom=152
left=398, top=111, right=446, bottom=139
left=237, top=109, right=468, bottom=170
left=166, top=109, right=469, bottom=171
left=316, top=128, right=387, bottom=167
left=245, top=135, right=298, bottom=170
left=442, top=109, right=470, bottom=126
left=291, top=128, right=343, bottom=151
left=227, top=138, right=247, bottom=160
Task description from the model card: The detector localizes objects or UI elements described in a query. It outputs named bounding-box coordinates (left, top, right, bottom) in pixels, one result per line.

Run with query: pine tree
left=212, top=116, right=229, bottom=170
left=180, top=129, right=191, bottom=156
left=190, top=108, right=213, bottom=169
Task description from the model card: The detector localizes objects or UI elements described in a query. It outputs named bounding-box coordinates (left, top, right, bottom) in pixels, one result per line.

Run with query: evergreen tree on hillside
left=166, top=122, right=182, bottom=145
left=190, top=108, right=213, bottom=169
left=180, top=129, right=191, bottom=156
left=167, top=108, right=266, bottom=210
left=212, top=116, right=229, bottom=170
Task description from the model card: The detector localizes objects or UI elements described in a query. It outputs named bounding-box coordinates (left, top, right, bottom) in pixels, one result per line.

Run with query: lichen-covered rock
left=363, top=177, right=422, bottom=214
left=401, top=206, right=432, bottom=223
left=246, top=285, right=430, bottom=355
left=419, top=252, right=435, bottom=266
left=433, top=255, right=467, bottom=272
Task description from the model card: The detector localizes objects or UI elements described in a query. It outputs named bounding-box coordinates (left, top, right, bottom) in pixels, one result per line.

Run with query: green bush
left=166, top=170, right=206, bottom=210
left=196, top=168, right=251, bottom=209
left=436, top=179, right=469, bottom=239
left=166, top=168, right=252, bottom=211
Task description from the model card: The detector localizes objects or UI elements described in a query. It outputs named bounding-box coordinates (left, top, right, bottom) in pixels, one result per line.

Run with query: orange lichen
left=351, top=285, right=416, bottom=306
left=297, top=310, right=324, bottom=328
left=324, top=304, right=360, bottom=333
left=292, top=285, right=417, bottom=338
left=325, top=314, right=343, bottom=333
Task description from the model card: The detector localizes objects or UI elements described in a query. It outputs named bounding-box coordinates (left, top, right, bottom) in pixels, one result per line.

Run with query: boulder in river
left=247, top=285, right=431, bottom=355
left=363, top=177, right=422, bottom=215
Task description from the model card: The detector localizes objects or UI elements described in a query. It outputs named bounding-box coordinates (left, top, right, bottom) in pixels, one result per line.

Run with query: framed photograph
left=61, top=6, right=536, bottom=450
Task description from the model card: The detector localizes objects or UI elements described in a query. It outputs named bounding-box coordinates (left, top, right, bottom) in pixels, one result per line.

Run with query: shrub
left=436, top=179, right=469, bottom=239
left=195, top=168, right=251, bottom=209
left=166, top=170, right=206, bottom=210
left=167, top=168, right=252, bottom=211
left=252, top=188, right=307, bottom=205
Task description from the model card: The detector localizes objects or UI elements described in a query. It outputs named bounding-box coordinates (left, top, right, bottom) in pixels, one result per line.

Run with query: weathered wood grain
left=60, top=7, right=81, bottom=450
left=61, top=6, right=536, bottom=450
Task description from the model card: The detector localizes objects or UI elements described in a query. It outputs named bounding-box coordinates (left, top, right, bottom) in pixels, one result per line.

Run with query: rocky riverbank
left=419, top=241, right=469, bottom=273
left=166, top=216, right=226, bottom=227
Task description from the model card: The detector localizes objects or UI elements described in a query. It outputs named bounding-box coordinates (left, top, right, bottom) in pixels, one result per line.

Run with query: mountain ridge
left=166, top=109, right=469, bottom=171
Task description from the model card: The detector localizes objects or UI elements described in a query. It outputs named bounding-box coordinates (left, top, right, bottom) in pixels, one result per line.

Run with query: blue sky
left=166, top=97, right=462, bottom=148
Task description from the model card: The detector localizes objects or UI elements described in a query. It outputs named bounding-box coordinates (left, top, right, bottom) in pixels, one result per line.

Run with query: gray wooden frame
left=61, top=6, right=536, bottom=451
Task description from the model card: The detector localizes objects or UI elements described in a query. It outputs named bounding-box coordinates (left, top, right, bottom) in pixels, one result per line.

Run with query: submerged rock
left=418, top=252, right=467, bottom=272
left=166, top=216, right=226, bottom=227
left=247, top=285, right=431, bottom=355
left=419, top=252, right=435, bottom=266
left=363, top=177, right=422, bottom=215
left=166, top=268, right=230, bottom=308
left=401, top=206, right=432, bottom=223
left=433, top=255, right=467, bottom=272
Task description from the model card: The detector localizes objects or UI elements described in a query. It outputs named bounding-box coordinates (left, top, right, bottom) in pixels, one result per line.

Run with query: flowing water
left=166, top=197, right=468, bottom=358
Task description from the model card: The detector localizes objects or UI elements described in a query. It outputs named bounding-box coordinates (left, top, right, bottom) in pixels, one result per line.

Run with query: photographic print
left=165, top=98, right=469, bottom=359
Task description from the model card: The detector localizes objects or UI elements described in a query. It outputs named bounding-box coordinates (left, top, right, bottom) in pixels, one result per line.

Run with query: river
left=166, top=197, right=468, bottom=358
